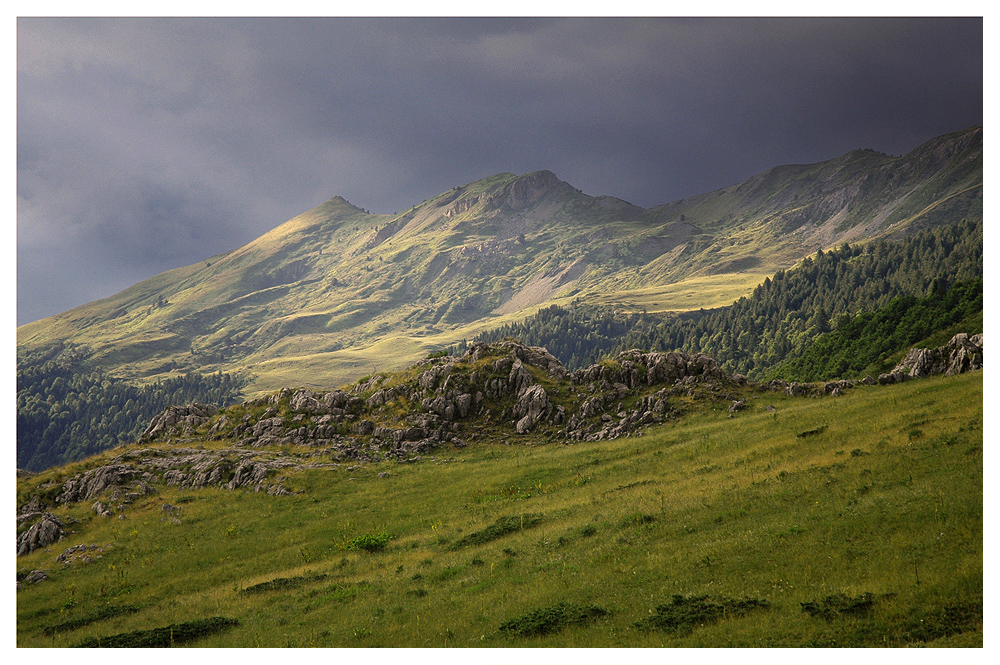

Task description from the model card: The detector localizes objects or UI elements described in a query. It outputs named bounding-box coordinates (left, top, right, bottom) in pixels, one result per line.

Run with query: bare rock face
left=17, top=513, right=65, bottom=556
left=512, top=384, right=553, bottom=434
left=880, top=333, right=983, bottom=383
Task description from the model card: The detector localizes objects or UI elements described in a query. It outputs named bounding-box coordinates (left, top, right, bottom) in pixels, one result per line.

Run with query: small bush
left=499, top=602, right=608, bottom=637
left=800, top=592, right=892, bottom=621
left=345, top=532, right=392, bottom=553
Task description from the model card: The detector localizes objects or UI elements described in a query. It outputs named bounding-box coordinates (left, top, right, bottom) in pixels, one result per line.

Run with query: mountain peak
left=316, top=195, right=368, bottom=215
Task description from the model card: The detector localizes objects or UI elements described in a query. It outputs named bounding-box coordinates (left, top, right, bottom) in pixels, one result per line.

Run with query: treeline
left=765, top=277, right=982, bottom=381
left=17, top=346, right=248, bottom=471
left=477, top=218, right=982, bottom=379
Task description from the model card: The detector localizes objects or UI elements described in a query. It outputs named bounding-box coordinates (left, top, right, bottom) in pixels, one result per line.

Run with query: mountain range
left=16, top=125, right=982, bottom=395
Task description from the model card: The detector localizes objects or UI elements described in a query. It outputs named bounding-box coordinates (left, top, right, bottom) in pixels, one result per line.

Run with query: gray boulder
left=512, top=384, right=553, bottom=434
left=889, top=333, right=983, bottom=380
left=17, top=513, right=65, bottom=556
left=140, top=403, right=216, bottom=442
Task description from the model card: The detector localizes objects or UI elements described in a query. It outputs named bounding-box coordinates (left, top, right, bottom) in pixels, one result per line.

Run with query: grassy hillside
left=16, top=370, right=982, bottom=648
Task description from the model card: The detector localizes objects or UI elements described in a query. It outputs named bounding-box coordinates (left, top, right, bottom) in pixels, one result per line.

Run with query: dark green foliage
left=43, top=605, right=141, bottom=635
left=17, top=344, right=248, bottom=471
left=800, top=592, right=881, bottom=621
left=450, top=514, right=543, bottom=550
left=477, top=219, right=982, bottom=379
left=635, top=594, right=770, bottom=634
left=345, top=532, right=392, bottom=552
left=903, top=602, right=982, bottom=643
left=498, top=602, right=608, bottom=637
left=801, top=598, right=980, bottom=646
left=768, top=278, right=982, bottom=381
left=241, top=573, right=328, bottom=595
left=74, top=616, right=238, bottom=647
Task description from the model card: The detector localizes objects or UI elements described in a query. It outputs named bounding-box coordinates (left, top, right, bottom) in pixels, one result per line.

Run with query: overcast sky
left=16, top=17, right=984, bottom=326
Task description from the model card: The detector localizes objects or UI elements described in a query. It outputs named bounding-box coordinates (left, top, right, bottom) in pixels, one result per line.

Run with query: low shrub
left=635, top=595, right=770, bottom=634
left=345, top=532, right=392, bottom=552
left=801, top=592, right=880, bottom=621
left=499, top=602, right=608, bottom=637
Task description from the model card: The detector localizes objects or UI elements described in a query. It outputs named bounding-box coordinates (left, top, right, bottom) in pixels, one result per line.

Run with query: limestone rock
left=17, top=513, right=65, bottom=556
left=512, top=384, right=551, bottom=429
left=18, top=570, right=48, bottom=588
left=891, top=332, right=983, bottom=379
left=56, top=464, right=154, bottom=504
left=140, top=403, right=217, bottom=442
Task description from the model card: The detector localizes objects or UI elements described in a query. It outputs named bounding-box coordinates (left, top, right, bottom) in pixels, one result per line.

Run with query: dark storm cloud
left=17, top=17, right=983, bottom=325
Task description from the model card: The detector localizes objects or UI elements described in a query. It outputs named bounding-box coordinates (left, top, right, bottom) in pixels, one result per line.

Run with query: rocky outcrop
left=46, top=336, right=969, bottom=522
left=125, top=342, right=753, bottom=460
left=17, top=513, right=65, bottom=556
left=140, top=403, right=217, bottom=442
left=880, top=333, right=982, bottom=384
left=571, top=349, right=725, bottom=389
left=55, top=464, right=156, bottom=505
left=17, top=570, right=49, bottom=589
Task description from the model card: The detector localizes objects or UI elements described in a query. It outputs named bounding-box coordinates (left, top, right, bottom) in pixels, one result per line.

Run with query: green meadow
left=16, top=371, right=982, bottom=647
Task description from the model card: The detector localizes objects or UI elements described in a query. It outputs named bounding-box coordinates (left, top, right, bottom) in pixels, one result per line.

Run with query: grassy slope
left=16, top=371, right=982, bottom=647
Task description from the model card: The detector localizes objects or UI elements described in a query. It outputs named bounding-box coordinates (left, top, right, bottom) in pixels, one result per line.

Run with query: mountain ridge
left=17, top=126, right=982, bottom=394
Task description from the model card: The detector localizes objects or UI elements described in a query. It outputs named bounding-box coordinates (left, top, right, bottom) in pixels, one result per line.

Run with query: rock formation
left=17, top=513, right=65, bottom=556
left=880, top=333, right=982, bottom=384
left=17, top=335, right=981, bottom=550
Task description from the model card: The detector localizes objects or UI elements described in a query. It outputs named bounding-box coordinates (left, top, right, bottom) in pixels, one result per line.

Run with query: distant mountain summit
left=17, top=126, right=982, bottom=394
